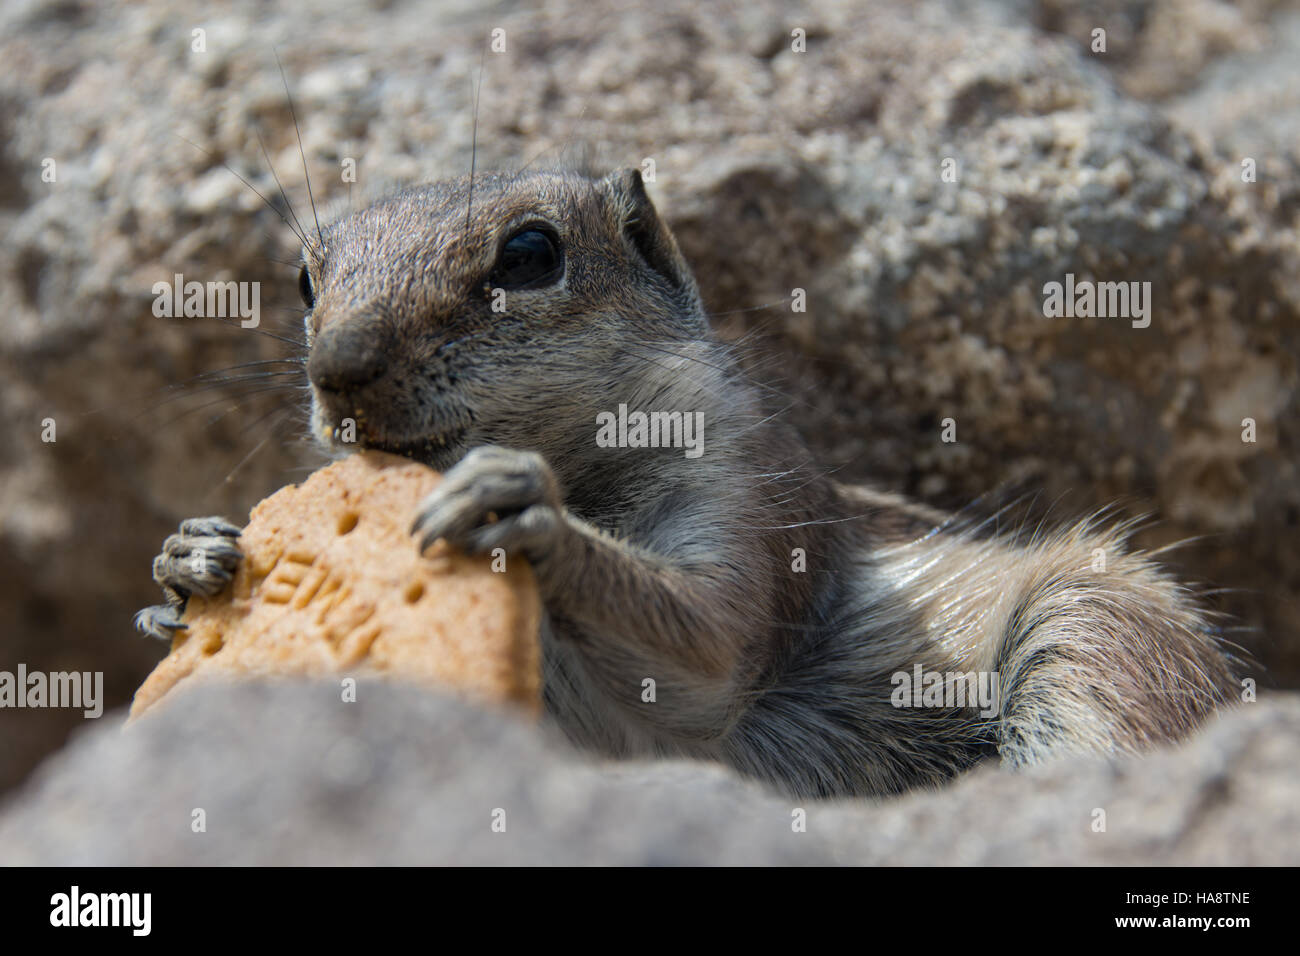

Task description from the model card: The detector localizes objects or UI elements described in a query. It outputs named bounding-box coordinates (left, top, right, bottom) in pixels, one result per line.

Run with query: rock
left=1, top=683, right=1295, bottom=865
left=0, top=0, right=1296, bottom=794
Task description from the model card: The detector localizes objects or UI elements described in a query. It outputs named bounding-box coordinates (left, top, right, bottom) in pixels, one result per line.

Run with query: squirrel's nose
left=308, top=320, right=390, bottom=395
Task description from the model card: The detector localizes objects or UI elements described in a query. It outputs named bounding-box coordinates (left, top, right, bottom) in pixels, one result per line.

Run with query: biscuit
left=130, top=451, right=542, bottom=718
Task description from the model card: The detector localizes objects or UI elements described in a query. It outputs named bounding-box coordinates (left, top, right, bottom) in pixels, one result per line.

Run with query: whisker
left=183, top=358, right=305, bottom=382
left=255, top=127, right=310, bottom=245
left=517, top=102, right=590, bottom=176
left=197, top=314, right=307, bottom=348
left=260, top=255, right=307, bottom=268
left=210, top=430, right=275, bottom=496
left=620, top=339, right=801, bottom=409
left=237, top=394, right=308, bottom=437
left=155, top=370, right=304, bottom=403
left=174, top=133, right=306, bottom=247
left=705, top=296, right=794, bottom=319
left=156, top=383, right=305, bottom=433
left=178, top=369, right=304, bottom=390
left=205, top=402, right=308, bottom=499
left=276, top=49, right=324, bottom=250
left=128, top=372, right=304, bottom=427
left=465, top=38, right=487, bottom=235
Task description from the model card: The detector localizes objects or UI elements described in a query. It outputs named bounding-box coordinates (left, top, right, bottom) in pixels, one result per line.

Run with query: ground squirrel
left=136, top=167, right=1238, bottom=798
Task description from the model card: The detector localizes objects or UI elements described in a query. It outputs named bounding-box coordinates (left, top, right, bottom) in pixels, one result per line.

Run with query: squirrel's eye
left=490, top=228, right=562, bottom=290
left=298, top=266, right=315, bottom=308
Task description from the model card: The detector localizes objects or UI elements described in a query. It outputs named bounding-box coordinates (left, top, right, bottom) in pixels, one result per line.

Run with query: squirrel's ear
left=601, top=168, right=698, bottom=298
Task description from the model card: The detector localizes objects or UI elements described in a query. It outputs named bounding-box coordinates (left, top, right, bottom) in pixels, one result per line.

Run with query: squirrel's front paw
left=134, top=516, right=242, bottom=640
left=411, top=446, right=564, bottom=562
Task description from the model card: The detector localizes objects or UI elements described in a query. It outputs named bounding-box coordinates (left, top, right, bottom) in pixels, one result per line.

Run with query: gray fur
left=138, top=168, right=1238, bottom=798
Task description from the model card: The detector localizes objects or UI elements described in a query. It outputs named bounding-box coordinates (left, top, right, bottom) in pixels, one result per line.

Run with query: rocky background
left=0, top=0, right=1297, bottom=860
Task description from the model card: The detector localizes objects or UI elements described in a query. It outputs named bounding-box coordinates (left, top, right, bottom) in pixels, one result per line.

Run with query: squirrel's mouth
left=359, top=427, right=468, bottom=467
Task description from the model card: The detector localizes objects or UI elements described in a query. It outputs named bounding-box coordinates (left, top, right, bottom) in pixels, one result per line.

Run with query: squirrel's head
left=300, top=168, right=706, bottom=470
